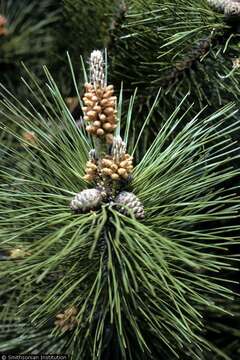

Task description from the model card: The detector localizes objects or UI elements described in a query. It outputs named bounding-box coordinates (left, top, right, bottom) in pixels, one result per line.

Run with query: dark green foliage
left=50, top=0, right=118, bottom=95
left=0, top=0, right=58, bottom=94
left=62, top=0, right=116, bottom=56
left=109, top=0, right=240, bottom=121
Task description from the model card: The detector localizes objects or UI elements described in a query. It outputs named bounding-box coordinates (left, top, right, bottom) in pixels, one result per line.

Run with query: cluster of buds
left=83, top=83, right=117, bottom=143
left=84, top=159, right=98, bottom=182
left=55, top=306, right=78, bottom=332
left=83, top=153, right=133, bottom=182
left=100, top=153, right=133, bottom=181
left=83, top=149, right=98, bottom=182
left=9, top=247, right=31, bottom=259
left=0, top=15, right=7, bottom=36
left=100, top=136, right=133, bottom=181
left=82, top=50, right=117, bottom=144
left=83, top=136, right=133, bottom=183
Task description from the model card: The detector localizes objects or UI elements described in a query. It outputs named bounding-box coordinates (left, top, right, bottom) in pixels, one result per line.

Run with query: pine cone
left=114, top=191, right=144, bottom=219
left=207, top=0, right=240, bottom=15
left=70, top=188, right=105, bottom=213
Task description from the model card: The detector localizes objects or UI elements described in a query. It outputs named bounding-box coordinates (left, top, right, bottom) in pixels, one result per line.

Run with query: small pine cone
left=114, top=192, right=144, bottom=219
left=207, top=0, right=240, bottom=15
left=70, top=189, right=104, bottom=213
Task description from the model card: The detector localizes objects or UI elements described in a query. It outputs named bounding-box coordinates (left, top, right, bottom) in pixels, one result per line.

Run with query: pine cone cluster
left=115, top=191, right=145, bottom=219
left=0, top=15, right=7, bottom=36
left=100, top=153, right=133, bottom=181
left=70, top=51, right=145, bottom=220
left=55, top=306, right=78, bottom=332
left=83, top=83, right=117, bottom=144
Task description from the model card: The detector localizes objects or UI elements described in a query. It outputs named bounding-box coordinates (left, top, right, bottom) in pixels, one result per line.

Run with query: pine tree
left=1, top=0, right=240, bottom=358
left=0, top=49, right=240, bottom=359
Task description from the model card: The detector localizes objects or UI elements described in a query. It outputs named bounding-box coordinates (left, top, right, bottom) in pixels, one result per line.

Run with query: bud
left=90, top=50, right=105, bottom=88
left=96, top=128, right=105, bottom=136
left=9, top=248, right=31, bottom=259
left=55, top=306, right=78, bottom=332
left=112, top=136, right=127, bottom=163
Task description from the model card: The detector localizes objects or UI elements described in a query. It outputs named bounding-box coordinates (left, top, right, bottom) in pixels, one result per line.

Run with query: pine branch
left=0, top=53, right=240, bottom=359
left=109, top=0, right=240, bottom=124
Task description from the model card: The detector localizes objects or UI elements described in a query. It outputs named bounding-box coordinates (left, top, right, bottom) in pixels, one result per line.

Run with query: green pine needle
left=0, top=59, right=240, bottom=359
